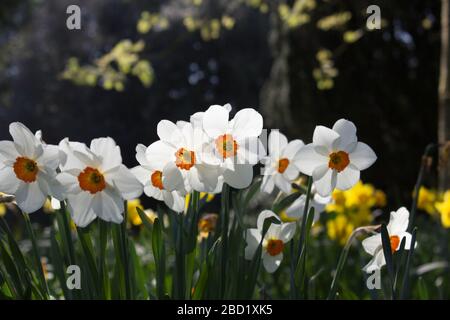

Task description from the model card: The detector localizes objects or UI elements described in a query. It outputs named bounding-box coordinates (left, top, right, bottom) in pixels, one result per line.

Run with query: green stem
left=22, top=212, right=49, bottom=299
left=220, top=184, right=230, bottom=299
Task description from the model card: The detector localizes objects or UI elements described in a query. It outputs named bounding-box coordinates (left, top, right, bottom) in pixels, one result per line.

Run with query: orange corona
left=277, top=158, right=290, bottom=173
left=215, top=134, right=238, bottom=159
left=78, top=167, right=106, bottom=194
left=13, top=157, right=39, bottom=183
left=328, top=151, right=350, bottom=172
left=151, top=170, right=164, bottom=190
left=266, top=239, right=284, bottom=256
left=389, top=235, right=400, bottom=253
left=175, top=148, right=196, bottom=170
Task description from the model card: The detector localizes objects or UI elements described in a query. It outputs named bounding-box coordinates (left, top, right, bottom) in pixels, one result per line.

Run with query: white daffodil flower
left=245, top=210, right=296, bottom=273
left=260, top=130, right=304, bottom=194
left=362, top=207, right=414, bottom=273
left=131, top=144, right=186, bottom=213
left=202, top=104, right=265, bottom=189
left=0, top=122, right=62, bottom=213
left=285, top=191, right=331, bottom=222
left=296, top=119, right=377, bottom=197
left=146, top=119, right=222, bottom=194
left=57, top=137, right=143, bottom=227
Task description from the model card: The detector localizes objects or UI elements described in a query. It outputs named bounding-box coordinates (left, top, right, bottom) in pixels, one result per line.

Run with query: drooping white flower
left=260, top=130, right=304, bottom=194
left=245, top=210, right=296, bottom=273
left=57, top=137, right=143, bottom=227
left=146, top=119, right=222, bottom=194
left=131, top=144, right=186, bottom=213
left=0, top=122, right=62, bottom=213
left=362, top=207, right=414, bottom=273
left=296, top=119, right=377, bottom=197
left=202, top=104, right=265, bottom=189
left=285, top=191, right=331, bottom=222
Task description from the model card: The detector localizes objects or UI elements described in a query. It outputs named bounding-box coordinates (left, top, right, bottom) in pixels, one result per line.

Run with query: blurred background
left=0, top=0, right=442, bottom=210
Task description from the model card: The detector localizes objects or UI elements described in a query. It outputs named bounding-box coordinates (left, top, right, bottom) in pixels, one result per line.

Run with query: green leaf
left=152, top=217, right=166, bottom=299
left=400, top=227, right=417, bottom=299
left=380, top=224, right=395, bottom=299
left=272, top=191, right=302, bottom=214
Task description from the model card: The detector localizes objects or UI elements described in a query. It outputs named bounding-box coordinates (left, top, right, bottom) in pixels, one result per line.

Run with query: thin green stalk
left=296, top=177, right=312, bottom=265
left=98, top=220, right=110, bottom=299
left=22, top=212, right=49, bottom=299
left=220, top=184, right=230, bottom=298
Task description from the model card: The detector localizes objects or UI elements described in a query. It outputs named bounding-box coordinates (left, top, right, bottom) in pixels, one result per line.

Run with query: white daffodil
left=131, top=144, right=186, bottom=213
left=261, top=130, right=304, bottom=194
left=362, top=207, right=414, bottom=273
left=146, top=120, right=222, bottom=194
left=285, top=191, right=331, bottom=222
left=245, top=210, right=296, bottom=273
left=202, top=104, right=264, bottom=189
left=0, top=122, right=62, bottom=213
left=57, top=137, right=143, bottom=227
left=296, top=119, right=377, bottom=197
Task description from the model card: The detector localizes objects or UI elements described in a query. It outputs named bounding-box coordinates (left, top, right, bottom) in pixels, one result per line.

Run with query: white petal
left=90, top=137, right=122, bottom=172
left=9, top=122, right=38, bottom=158
left=162, top=191, right=185, bottom=213
left=157, top=120, right=184, bottom=146
left=245, top=228, right=262, bottom=260
left=130, top=165, right=150, bottom=185
left=312, top=125, right=340, bottom=151
left=332, top=119, right=357, bottom=152
left=107, top=165, right=143, bottom=200
left=260, top=174, right=275, bottom=194
left=282, top=139, right=304, bottom=159
left=268, top=130, right=288, bottom=158
left=92, top=188, right=124, bottom=224
left=193, top=164, right=222, bottom=193
left=15, top=181, right=46, bottom=213
left=257, top=210, right=280, bottom=231
left=135, top=144, right=151, bottom=167
left=144, top=185, right=163, bottom=201
left=399, top=232, right=413, bottom=250
left=223, top=164, right=253, bottom=189
left=274, top=174, right=292, bottom=194
left=37, top=144, right=60, bottom=170
left=231, top=108, right=263, bottom=138
left=387, top=207, right=409, bottom=235
left=349, top=142, right=377, bottom=171
left=67, top=192, right=96, bottom=227
left=282, top=164, right=299, bottom=181
left=58, top=139, right=90, bottom=171
left=295, top=144, right=328, bottom=176
left=313, top=166, right=337, bottom=197
left=38, top=171, right=64, bottom=200
left=202, top=105, right=229, bottom=138
left=162, top=162, right=185, bottom=192
left=145, top=140, right=176, bottom=168
left=262, top=252, right=282, bottom=273
left=285, top=195, right=306, bottom=220
left=236, top=136, right=263, bottom=165
left=280, top=223, right=296, bottom=242
left=56, top=172, right=81, bottom=195
left=363, top=249, right=385, bottom=273
left=335, top=165, right=360, bottom=190
left=362, top=234, right=382, bottom=256
left=0, top=141, right=19, bottom=160
left=0, top=166, right=20, bottom=194
left=190, top=112, right=204, bottom=128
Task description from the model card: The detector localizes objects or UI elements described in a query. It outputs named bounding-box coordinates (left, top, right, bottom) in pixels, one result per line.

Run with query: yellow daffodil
left=0, top=203, right=6, bottom=217
left=326, top=215, right=354, bottom=245
left=436, top=191, right=450, bottom=228
left=345, top=181, right=376, bottom=209
left=417, top=187, right=437, bottom=215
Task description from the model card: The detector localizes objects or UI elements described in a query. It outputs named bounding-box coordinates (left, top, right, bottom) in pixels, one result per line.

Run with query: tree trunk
left=438, top=0, right=450, bottom=190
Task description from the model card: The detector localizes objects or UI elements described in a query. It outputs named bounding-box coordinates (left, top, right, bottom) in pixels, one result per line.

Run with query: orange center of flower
left=277, top=158, right=290, bottom=173
left=151, top=170, right=164, bottom=190
left=13, top=157, right=39, bottom=183
left=328, top=151, right=350, bottom=172
left=266, top=239, right=284, bottom=256
left=215, top=134, right=238, bottom=159
left=390, top=235, right=400, bottom=253
left=78, top=167, right=106, bottom=194
left=175, top=148, right=196, bottom=170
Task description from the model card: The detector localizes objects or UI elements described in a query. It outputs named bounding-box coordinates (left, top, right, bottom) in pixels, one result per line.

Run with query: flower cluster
left=325, top=181, right=386, bottom=245
left=417, top=187, right=450, bottom=228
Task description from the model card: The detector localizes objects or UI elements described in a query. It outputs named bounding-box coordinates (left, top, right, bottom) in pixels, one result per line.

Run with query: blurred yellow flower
left=326, top=215, right=354, bottom=245
left=345, top=181, right=377, bottom=209
left=279, top=210, right=298, bottom=223
left=198, top=213, right=218, bottom=240
left=417, top=186, right=437, bottom=215
left=0, top=203, right=6, bottom=217
left=185, top=192, right=215, bottom=212
left=436, top=191, right=450, bottom=228
left=127, top=199, right=145, bottom=226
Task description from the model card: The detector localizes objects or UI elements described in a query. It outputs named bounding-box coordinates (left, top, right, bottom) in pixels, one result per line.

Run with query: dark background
left=0, top=0, right=440, bottom=209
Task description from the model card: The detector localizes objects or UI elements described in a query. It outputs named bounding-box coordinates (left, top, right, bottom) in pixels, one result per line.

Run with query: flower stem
left=220, top=183, right=230, bottom=298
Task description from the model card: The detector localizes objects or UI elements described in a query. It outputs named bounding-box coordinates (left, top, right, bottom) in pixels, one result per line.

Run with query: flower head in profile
left=296, top=119, right=377, bottom=197
left=132, top=143, right=186, bottom=213
left=362, top=207, right=414, bottom=273
left=202, top=104, right=264, bottom=189
left=0, top=122, right=62, bottom=213
left=261, top=130, right=304, bottom=194
left=57, top=137, right=143, bottom=227
left=284, top=191, right=331, bottom=223
left=245, top=210, right=296, bottom=273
